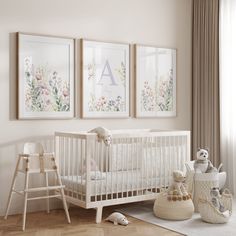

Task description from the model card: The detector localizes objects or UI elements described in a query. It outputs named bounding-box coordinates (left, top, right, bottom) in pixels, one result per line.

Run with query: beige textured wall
left=0, top=0, right=192, bottom=215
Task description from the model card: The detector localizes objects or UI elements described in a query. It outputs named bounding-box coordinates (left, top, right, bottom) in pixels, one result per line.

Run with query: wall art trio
left=17, top=33, right=176, bottom=119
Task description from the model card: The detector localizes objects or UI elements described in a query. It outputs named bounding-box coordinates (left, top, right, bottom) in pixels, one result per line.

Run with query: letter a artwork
left=97, top=60, right=118, bottom=86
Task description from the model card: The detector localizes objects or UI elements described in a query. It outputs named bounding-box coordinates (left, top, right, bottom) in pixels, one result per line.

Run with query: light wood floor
left=0, top=204, right=183, bottom=236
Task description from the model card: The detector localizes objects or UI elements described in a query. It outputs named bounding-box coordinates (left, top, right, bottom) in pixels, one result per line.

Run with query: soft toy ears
left=197, top=147, right=210, bottom=152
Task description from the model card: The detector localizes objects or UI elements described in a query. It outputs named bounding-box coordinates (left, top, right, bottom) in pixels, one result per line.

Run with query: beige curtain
left=192, top=0, right=220, bottom=166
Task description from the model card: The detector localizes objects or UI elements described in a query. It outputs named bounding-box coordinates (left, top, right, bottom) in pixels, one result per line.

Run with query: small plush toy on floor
left=105, top=212, right=129, bottom=226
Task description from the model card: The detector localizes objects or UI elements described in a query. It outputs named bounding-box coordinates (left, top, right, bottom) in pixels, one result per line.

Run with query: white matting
left=117, top=200, right=236, bottom=236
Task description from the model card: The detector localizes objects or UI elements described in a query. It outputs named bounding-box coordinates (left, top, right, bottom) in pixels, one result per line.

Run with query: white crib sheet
left=61, top=170, right=170, bottom=196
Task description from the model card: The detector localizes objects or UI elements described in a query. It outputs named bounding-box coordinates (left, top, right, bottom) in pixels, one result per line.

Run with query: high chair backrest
left=21, top=143, right=46, bottom=172
left=23, top=142, right=44, bottom=155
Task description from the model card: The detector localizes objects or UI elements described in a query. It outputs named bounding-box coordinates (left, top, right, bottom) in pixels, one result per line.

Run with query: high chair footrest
left=27, top=194, right=61, bottom=201
left=25, top=185, right=65, bottom=192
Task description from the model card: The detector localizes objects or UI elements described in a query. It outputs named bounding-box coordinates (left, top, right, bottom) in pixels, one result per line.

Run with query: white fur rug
left=117, top=200, right=236, bottom=236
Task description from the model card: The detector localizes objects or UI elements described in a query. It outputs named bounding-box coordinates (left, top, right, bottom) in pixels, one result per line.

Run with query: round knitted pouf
left=153, top=193, right=194, bottom=220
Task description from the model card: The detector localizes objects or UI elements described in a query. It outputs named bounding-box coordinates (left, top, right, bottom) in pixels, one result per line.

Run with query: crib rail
left=55, top=130, right=190, bottom=208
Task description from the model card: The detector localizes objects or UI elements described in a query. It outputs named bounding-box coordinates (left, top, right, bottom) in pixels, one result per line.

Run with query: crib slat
left=100, top=141, right=103, bottom=198
left=126, top=138, right=129, bottom=197
left=110, top=144, right=113, bottom=200
left=116, top=138, right=119, bottom=198
left=180, top=136, right=184, bottom=173
left=85, top=137, right=92, bottom=204
left=75, top=138, right=79, bottom=200
left=105, top=144, right=108, bottom=200
left=160, top=136, right=163, bottom=189
left=121, top=138, right=124, bottom=198
left=141, top=138, right=144, bottom=195
left=160, top=136, right=163, bottom=190
left=177, top=136, right=180, bottom=170
left=71, top=138, right=74, bottom=198
left=182, top=136, right=187, bottom=171
left=145, top=137, right=148, bottom=194
left=156, top=137, right=159, bottom=190
left=131, top=138, right=134, bottom=197
left=150, top=137, right=154, bottom=192
left=171, top=136, right=173, bottom=176
left=58, top=136, right=62, bottom=175
left=174, top=136, right=177, bottom=170
left=169, top=136, right=171, bottom=185
left=80, top=139, right=83, bottom=200
left=63, top=137, right=66, bottom=185
left=136, top=138, right=139, bottom=195
left=186, top=134, right=190, bottom=167
left=94, top=139, right=97, bottom=202
left=164, top=136, right=167, bottom=188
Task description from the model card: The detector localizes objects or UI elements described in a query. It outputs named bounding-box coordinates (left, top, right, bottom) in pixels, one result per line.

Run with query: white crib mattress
left=61, top=170, right=169, bottom=196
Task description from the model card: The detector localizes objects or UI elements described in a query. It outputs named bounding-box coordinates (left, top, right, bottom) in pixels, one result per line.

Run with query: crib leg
left=95, top=206, right=103, bottom=223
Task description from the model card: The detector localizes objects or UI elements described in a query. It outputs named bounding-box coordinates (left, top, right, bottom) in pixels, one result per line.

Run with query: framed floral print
left=135, top=45, right=176, bottom=117
left=18, top=33, right=74, bottom=119
left=81, top=39, right=129, bottom=118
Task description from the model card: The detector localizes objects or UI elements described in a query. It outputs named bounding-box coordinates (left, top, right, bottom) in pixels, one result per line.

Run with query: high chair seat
left=4, top=142, right=71, bottom=231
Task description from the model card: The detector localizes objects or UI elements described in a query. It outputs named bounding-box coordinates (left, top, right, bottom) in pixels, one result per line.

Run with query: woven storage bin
left=198, top=189, right=233, bottom=224
left=193, top=172, right=219, bottom=212
left=153, top=192, right=194, bottom=220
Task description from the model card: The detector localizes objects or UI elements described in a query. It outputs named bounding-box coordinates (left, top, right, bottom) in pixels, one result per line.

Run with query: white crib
left=55, top=129, right=190, bottom=223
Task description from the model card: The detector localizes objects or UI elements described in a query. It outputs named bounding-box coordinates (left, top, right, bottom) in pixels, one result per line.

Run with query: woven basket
left=193, top=172, right=219, bottom=212
left=198, top=189, right=233, bottom=224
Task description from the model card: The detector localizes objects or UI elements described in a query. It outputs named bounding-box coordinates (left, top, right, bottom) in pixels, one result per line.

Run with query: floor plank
left=0, top=204, right=182, bottom=236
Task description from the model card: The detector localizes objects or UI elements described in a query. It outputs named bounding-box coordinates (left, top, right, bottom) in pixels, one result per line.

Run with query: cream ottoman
left=153, top=193, right=194, bottom=220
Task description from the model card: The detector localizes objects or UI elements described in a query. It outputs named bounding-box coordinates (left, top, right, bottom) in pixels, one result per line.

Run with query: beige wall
left=0, top=0, right=192, bottom=215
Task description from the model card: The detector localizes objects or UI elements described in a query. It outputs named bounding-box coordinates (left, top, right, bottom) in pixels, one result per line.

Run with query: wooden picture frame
left=135, top=44, right=176, bottom=118
left=18, top=32, right=75, bottom=119
left=81, top=39, right=130, bottom=118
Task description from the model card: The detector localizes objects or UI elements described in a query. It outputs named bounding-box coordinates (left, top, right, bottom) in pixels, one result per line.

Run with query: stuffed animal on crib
left=88, top=127, right=112, bottom=146
left=210, top=187, right=225, bottom=212
left=167, top=170, right=190, bottom=201
left=105, top=212, right=129, bottom=226
left=194, top=148, right=217, bottom=173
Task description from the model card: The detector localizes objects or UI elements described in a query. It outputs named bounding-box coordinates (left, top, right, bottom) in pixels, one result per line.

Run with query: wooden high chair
left=4, top=142, right=71, bottom=230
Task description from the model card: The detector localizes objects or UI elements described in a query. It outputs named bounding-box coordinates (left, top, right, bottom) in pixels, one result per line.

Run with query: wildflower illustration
left=141, top=81, right=155, bottom=112
left=141, top=69, right=173, bottom=112
left=156, top=69, right=173, bottom=111
left=115, top=62, right=126, bottom=87
left=87, top=60, right=96, bottom=80
left=24, top=57, right=70, bottom=112
left=88, top=94, right=125, bottom=112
